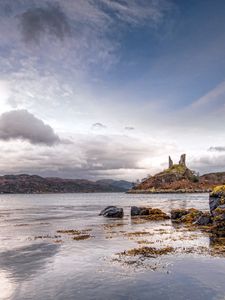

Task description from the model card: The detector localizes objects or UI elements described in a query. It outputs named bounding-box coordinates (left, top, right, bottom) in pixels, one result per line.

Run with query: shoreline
left=127, top=189, right=211, bottom=194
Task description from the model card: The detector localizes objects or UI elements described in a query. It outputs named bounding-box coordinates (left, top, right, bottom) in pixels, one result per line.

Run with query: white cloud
left=190, top=80, right=225, bottom=110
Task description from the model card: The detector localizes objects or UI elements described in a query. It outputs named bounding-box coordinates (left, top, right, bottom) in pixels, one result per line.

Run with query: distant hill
left=0, top=174, right=132, bottom=194
left=129, top=154, right=225, bottom=193
left=96, top=179, right=133, bottom=191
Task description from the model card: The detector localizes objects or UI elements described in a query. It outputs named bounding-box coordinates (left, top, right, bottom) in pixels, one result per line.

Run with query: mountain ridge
left=0, top=174, right=132, bottom=194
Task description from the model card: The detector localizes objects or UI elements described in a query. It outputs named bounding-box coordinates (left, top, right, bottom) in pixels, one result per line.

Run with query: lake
left=0, top=192, right=225, bottom=300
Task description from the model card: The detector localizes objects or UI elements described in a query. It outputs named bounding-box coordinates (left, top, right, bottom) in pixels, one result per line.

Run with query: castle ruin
left=168, top=154, right=186, bottom=168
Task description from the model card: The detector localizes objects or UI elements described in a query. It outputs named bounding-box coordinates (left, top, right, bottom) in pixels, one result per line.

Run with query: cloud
left=125, top=126, right=135, bottom=131
left=99, top=0, right=172, bottom=26
left=0, top=133, right=176, bottom=180
left=91, top=123, right=107, bottom=130
left=208, top=146, right=225, bottom=152
left=190, top=80, right=225, bottom=110
left=0, top=0, right=175, bottom=116
left=189, top=154, right=225, bottom=175
left=0, top=110, right=60, bottom=146
left=19, top=3, right=71, bottom=43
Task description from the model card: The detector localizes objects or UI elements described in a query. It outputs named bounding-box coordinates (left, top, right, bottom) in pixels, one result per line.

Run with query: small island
left=129, top=154, right=225, bottom=193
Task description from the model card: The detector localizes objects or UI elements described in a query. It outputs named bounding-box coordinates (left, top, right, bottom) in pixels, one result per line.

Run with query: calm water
left=0, top=193, right=225, bottom=300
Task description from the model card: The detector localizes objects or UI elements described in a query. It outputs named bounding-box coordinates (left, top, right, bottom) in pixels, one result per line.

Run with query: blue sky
left=0, top=0, right=225, bottom=180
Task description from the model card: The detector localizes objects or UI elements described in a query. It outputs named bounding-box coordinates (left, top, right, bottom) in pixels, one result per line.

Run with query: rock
left=99, top=206, right=123, bottom=218
left=99, top=206, right=116, bottom=215
left=148, top=208, right=170, bottom=220
left=194, top=212, right=212, bottom=225
left=180, top=208, right=203, bottom=224
left=209, top=187, right=225, bottom=236
left=209, top=185, right=225, bottom=213
left=131, top=206, right=149, bottom=216
left=209, top=196, right=221, bottom=212
left=171, top=208, right=203, bottom=224
left=171, top=209, right=189, bottom=220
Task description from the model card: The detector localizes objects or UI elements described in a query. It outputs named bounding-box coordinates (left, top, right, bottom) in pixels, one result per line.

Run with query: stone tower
left=179, top=154, right=186, bottom=167
left=169, top=156, right=173, bottom=168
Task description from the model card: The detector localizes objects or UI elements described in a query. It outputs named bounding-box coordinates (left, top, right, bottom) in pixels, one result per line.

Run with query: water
left=0, top=193, right=225, bottom=300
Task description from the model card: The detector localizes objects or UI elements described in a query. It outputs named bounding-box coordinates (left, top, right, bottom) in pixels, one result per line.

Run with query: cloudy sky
left=0, top=0, right=225, bottom=180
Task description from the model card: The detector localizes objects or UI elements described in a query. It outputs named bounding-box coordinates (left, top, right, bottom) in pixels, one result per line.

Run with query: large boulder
left=131, top=206, right=149, bottom=216
left=99, top=206, right=124, bottom=218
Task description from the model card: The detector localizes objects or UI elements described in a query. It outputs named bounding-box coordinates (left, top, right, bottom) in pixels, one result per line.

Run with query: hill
left=129, top=154, right=225, bottom=193
left=0, top=174, right=132, bottom=194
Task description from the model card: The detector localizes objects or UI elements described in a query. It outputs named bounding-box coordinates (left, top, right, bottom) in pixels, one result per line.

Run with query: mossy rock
left=210, top=185, right=225, bottom=197
left=171, top=208, right=203, bottom=224
left=147, top=208, right=170, bottom=220
left=171, top=209, right=189, bottom=220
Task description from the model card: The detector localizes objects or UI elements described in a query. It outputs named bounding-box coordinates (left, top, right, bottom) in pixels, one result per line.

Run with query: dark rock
left=194, top=212, right=212, bottom=225
left=209, top=187, right=225, bottom=236
left=131, top=206, right=149, bottom=216
left=209, top=186, right=225, bottom=213
left=209, top=197, right=221, bottom=213
left=171, top=209, right=189, bottom=220
left=99, top=206, right=116, bottom=215
left=99, top=206, right=123, bottom=218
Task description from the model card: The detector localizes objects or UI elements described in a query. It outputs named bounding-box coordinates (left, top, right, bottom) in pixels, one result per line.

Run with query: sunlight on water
left=0, top=271, right=14, bottom=299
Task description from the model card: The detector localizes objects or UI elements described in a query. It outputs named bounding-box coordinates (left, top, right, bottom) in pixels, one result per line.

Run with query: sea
left=0, top=192, right=225, bottom=300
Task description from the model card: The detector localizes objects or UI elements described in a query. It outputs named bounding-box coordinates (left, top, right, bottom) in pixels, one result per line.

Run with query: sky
left=0, top=0, right=225, bottom=181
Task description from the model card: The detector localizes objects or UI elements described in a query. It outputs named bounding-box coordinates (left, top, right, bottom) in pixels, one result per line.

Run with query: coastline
left=127, top=189, right=211, bottom=194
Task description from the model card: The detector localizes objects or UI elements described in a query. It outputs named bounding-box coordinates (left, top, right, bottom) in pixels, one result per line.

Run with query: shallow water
left=0, top=193, right=225, bottom=300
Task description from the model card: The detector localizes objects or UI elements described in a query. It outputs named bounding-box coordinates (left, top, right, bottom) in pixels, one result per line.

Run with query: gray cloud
left=189, top=154, right=225, bottom=175
left=20, top=4, right=71, bottom=43
left=208, top=146, right=225, bottom=152
left=125, top=126, right=135, bottom=131
left=0, top=110, right=60, bottom=146
left=91, top=123, right=107, bottom=130
left=0, top=134, right=173, bottom=180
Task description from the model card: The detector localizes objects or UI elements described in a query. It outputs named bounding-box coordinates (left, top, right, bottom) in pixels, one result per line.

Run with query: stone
left=209, top=187, right=225, bottom=236
left=179, top=154, right=186, bottom=167
left=209, top=186, right=225, bottom=213
left=180, top=208, right=203, bottom=223
left=131, top=206, right=149, bottom=216
left=171, top=209, right=189, bottom=220
left=194, top=212, right=212, bottom=225
left=169, top=156, right=173, bottom=168
left=209, top=196, right=221, bottom=212
left=99, top=206, right=123, bottom=218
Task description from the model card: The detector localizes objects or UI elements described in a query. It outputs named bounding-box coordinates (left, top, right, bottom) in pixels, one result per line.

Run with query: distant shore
left=127, top=189, right=211, bottom=194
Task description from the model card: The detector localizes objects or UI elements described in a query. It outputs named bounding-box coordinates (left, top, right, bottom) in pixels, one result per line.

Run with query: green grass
left=163, top=164, right=186, bottom=174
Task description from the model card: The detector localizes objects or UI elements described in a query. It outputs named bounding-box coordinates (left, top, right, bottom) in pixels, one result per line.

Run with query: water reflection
left=0, top=243, right=60, bottom=282
left=0, top=193, right=225, bottom=300
left=0, top=271, right=14, bottom=300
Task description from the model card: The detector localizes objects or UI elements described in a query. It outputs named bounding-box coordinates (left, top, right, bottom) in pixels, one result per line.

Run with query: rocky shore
left=101, top=185, right=225, bottom=237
